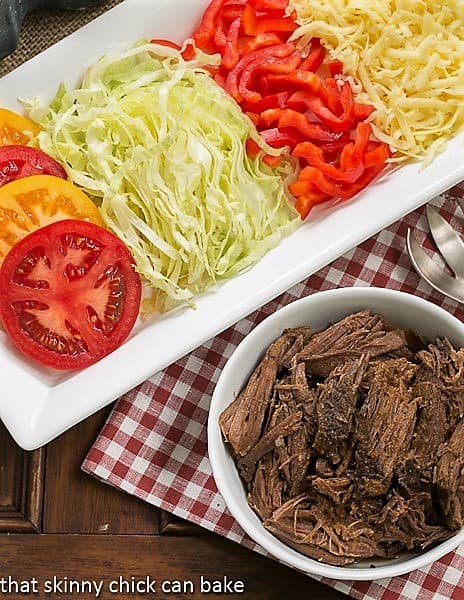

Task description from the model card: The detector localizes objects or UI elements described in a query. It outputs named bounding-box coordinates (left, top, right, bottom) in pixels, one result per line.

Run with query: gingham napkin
left=83, top=186, right=464, bottom=600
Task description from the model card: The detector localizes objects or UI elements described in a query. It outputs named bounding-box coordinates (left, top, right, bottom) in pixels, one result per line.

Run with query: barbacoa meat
left=355, top=359, right=417, bottom=496
left=295, top=310, right=407, bottom=377
left=219, top=331, right=295, bottom=456
left=416, top=338, right=464, bottom=430
left=436, top=418, right=464, bottom=530
left=397, top=381, right=448, bottom=497
left=313, top=354, right=369, bottom=463
left=219, top=311, right=464, bottom=566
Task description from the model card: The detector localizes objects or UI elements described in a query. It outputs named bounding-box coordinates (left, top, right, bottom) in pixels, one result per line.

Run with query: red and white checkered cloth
left=83, top=185, right=464, bottom=600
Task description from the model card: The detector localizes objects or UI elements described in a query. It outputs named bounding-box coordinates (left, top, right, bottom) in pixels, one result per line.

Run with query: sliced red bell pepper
left=242, top=4, right=297, bottom=36
left=289, top=80, right=354, bottom=132
left=298, top=161, right=386, bottom=201
left=214, top=17, right=228, bottom=50
left=225, top=43, right=295, bottom=102
left=263, top=154, right=282, bottom=167
left=242, top=91, right=291, bottom=113
left=364, top=143, right=391, bottom=167
left=289, top=180, right=314, bottom=196
left=249, top=0, right=288, bottom=10
left=237, top=50, right=302, bottom=104
left=246, top=111, right=261, bottom=126
left=277, top=109, right=343, bottom=141
left=220, top=2, right=247, bottom=23
left=263, top=71, right=328, bottom=103
left=246, top=138, right=261, bottom=158
left=340, top=162, right=387, bottom=197
left=295, top=189, right=332, bottom=219
left=353, top=121, right=371, bottom=160
left=328, top=60, right=343, bottom=76
left=149, top=39, right=196, bottom=60
left=150, top=38, right=181, bottom=50
left=295, top=167, right=352, bottom=199
left=258, top=108, right=282, bottom=127
left=325, top=78, right=343, bottom=116
left=238, top=32, right=283, bottom=55
left=259, top=126, right=304, bottom=148
left=353, top=103, right=375, bottom=120
left=193, top=0, right=225, bottom=48
left=293, top=141, right=364, bottom=183
left=222, top=17, right=242, bottom=69
left=300, top=39, right=325, bottom=72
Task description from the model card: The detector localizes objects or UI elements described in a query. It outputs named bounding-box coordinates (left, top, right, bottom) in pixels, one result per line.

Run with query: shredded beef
left=436, top=418, right=464, bottom=530
left=313, top=354, right=369, bottom=462
left=355, top=359, right=417, bottom=496
left=295, top=310, right=407, bottom=377
left=219, top=311, right=464, bottom=566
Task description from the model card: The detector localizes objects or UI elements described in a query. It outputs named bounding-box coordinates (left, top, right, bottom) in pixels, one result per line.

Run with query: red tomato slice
left=0, top=145, right=67, bottom=187
left=0, top=219, right=141, bottom=370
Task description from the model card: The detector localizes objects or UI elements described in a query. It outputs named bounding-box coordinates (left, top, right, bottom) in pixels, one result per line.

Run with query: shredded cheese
left=289, top=0, right=464, bottom=164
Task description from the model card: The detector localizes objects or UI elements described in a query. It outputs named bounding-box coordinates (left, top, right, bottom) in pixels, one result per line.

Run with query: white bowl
left=208, top=287, right=464, bottom=580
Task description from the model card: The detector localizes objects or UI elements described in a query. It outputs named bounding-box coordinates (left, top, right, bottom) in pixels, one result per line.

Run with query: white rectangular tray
left=1, top=0, right=464, bottom=449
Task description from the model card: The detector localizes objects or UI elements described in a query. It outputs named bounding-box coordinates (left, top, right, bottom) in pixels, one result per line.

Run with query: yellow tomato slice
left=0, top=108, right=40, bottom=146
left=0, top=175, right=103, bottom=264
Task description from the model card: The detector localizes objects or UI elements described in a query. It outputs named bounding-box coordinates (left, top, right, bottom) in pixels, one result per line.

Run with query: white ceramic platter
left=1, top=0, right=464, bottom=450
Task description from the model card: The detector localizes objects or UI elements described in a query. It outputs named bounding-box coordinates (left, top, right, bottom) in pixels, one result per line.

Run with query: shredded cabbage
left=28, top=41, right=299, bottom=313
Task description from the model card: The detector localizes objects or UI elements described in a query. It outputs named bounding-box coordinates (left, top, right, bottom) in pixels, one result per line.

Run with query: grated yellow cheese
left=289, top=0, right=464, bottom=164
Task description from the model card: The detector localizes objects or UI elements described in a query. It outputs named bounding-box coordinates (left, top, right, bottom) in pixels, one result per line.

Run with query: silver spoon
left=407, top=203, right=464, bottom=303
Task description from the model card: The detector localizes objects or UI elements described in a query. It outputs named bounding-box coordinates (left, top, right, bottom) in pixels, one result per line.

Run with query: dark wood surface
left=0, top=407, right=349, bottom=599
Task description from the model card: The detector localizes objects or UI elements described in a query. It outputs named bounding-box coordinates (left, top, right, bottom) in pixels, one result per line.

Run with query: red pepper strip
left=214, top=70, right=228, bottom=87
left=353, top=103, right=375, bottom=120
left=353, top=122, right=371, bottom=160
left=242, top=91, right=290, bottom=113
left=259, top=108, right=282, bottom=127
left=263, top=154, right=282, bottom=167
left=293, top=141, right=364, bottom=183
left=328, top=60, right=343, bottom=76
left=364, top=143, right=391, bottom=167
left=150, top=39, right=195, bottom=60
left=292, top=80, right=354, bottom=132
left=341, top=162, right=387, bottom=197
left=246, top=111, right=261, bottom=126
left=225, top=43, right=295, bottom=102
left=295, top=190, right=332, bottom=219
left=263, top=71, right=328, bottom=104
left=300, top=39, right=325, bottom=72
left=278, top=109, right=343, bottom=141
left=238, top=32, right=283, bottom=55
left=317, top=133, right=351, bottom=154
left=238, top=51, right=302, bottom=104
left=214, top=17, right=228, bottom=50
left=339, top=142, right=355, bottom=171
left=150, top=39, right=181, bottom=49
left=220, top=3, right=246, bottom=23
left=325, top=79, right=343, bottom=116
left=245, top=140, right=283, bottom=167
left=249, top=0, right=288, bottom=10
left=298, top=162, right=385, bottom=201
left=241, top=4, right=297, bottom=36
left=246, top=138, right=261, bottom=158
left=222, top=17, right=242, bottom=69
left=259, top=126, right=303, bottom=148
left=193, top=0, right=225, bottom=48
left=295, top=167, right=353, bottom=199
left=289, top=180, right=315, bottom=195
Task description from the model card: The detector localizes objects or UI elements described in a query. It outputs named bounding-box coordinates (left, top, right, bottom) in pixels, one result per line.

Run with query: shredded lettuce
left=28, top=41, right=299, bottom=313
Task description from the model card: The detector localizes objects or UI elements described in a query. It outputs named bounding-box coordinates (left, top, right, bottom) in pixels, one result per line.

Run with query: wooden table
left=0, top=406, right=348, bottom=599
